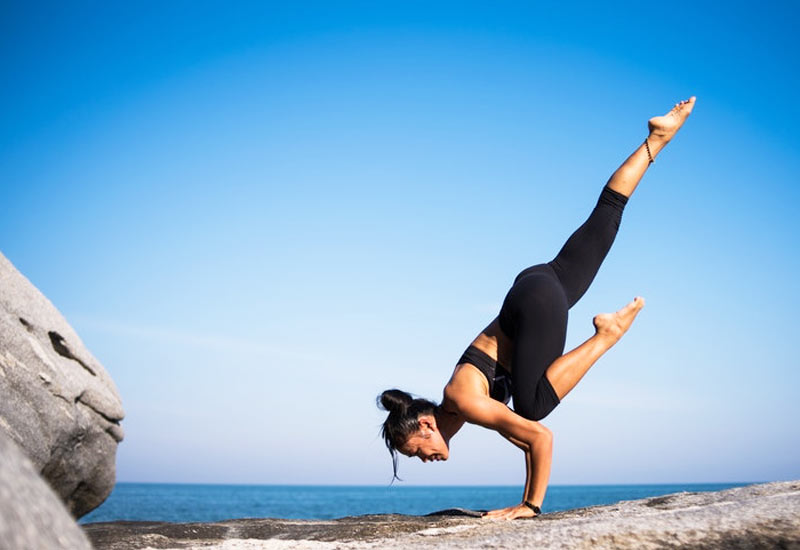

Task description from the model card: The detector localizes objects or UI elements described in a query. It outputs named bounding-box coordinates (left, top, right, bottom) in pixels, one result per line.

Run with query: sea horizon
left=98, top=480, right=766, bottom=489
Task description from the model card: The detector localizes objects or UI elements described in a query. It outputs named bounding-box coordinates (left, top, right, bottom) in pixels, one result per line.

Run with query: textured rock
left=83, top=480, right=800, bottom=549
left=0, top=429, right=93, bottom=550
left=0, top=251, right=124, bottom=518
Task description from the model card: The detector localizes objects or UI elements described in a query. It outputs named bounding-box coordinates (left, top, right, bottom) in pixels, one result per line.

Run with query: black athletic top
left=457, top=345, right=512, bottom=404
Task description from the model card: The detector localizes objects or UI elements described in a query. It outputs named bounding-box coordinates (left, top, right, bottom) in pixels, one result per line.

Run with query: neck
left=434, top=407, right=465, bottom=446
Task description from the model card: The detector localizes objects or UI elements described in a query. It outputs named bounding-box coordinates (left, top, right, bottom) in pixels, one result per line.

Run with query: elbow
left=532, top=425, right=553, bottom=449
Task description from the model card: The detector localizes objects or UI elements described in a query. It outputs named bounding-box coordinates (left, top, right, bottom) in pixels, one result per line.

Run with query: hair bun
left=378, top=389, right=413, bottom=414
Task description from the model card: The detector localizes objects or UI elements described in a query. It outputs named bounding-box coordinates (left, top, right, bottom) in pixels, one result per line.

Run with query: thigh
left=499, top=267, right=568, bottom=420
left=547, top=186, right=627, bottom=308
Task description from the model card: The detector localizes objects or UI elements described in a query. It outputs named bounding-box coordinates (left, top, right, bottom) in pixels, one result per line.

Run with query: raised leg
left=547, top=186, right=628, bottom=308
left=547, top=97, right=696, bottom=308
left=506, top=98, right=695, bottom=416
left=544, top=297, right=645, bottom=400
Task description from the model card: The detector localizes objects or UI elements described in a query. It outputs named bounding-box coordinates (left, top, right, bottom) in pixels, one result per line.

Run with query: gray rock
left=83, top=480, right=800, bottom=549
left=0, top=429, right=93, bottom=550
left=0, top=251, right=124, bottom=518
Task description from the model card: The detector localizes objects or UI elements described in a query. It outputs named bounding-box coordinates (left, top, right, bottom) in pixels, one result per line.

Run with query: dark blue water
left=79, top=482, right=753, bottom=524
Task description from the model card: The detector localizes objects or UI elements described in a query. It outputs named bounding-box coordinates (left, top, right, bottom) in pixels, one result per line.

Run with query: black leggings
left=498, top=185, right=629, bottom=421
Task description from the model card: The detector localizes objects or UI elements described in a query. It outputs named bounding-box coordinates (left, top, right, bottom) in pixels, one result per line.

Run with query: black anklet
left=524, top=501, right=541, bottom=515
left=644, top=138, right=655, bottom=164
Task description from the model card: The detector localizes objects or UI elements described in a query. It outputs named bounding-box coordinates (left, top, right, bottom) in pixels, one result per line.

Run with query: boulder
left=0, top=251, right=124, bottom=518
left=0, top=429, right=93, bottom=550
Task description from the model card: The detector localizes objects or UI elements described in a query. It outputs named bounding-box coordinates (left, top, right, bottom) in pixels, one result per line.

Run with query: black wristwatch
left=523, top=501, right=541, bottom=515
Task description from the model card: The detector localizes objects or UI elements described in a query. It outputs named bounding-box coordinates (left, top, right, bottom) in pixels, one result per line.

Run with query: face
left=398, top=415, right=449, bottom=463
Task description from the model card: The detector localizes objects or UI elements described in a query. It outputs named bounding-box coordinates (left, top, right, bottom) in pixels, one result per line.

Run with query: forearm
left=522, top=432, right=553, bottom=507
left=498, top=423, right=554, bottom=508
left=478, top=401, right=555, bottom=520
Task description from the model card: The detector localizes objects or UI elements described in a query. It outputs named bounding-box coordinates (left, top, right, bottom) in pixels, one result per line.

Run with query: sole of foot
left=648, top=96, right=696, bottom=142
left=593, top=296, right=645, bottom=341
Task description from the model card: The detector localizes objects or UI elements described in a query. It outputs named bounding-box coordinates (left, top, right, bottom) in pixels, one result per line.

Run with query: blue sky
left=2, top=2, right=798, bottom=487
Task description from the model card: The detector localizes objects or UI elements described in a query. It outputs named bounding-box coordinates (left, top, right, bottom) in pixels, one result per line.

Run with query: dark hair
left=377, top=389, right=438, bottom=481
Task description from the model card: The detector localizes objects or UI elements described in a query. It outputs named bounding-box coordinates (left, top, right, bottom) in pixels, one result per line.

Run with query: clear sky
left=2, top=2, right=798, bottom=487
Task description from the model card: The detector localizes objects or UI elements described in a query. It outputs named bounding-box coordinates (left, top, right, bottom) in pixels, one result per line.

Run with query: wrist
left=523, top=501, right=541, bottom=515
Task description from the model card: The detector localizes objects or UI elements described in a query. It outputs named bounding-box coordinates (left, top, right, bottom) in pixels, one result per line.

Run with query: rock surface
left=0, top=428, right=93, bottom=550
left=84, top=480, right=800, bottom=549
left=0, top=251, right=124, bottom=518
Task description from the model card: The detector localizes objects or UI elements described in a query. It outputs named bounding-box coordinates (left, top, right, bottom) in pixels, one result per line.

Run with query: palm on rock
left=484, top=503, right=538, bottom=521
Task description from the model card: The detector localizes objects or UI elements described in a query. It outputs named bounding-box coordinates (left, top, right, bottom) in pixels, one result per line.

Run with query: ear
left=418, top=414, right=437, bottom=433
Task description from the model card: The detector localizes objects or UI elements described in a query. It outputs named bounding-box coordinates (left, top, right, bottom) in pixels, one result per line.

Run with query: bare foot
left=593, top=297, right=645, bottom=342
left=648, top=97, right=696, bottom=144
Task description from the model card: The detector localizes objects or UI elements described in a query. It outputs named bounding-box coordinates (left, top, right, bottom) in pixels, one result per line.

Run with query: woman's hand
left=483, top=502, right=539, bottom=521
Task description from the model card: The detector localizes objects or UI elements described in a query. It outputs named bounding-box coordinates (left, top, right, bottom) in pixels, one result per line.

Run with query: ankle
left=592, top=329, right=620, bottom=348
left=645, top=134, right=668, bottom=160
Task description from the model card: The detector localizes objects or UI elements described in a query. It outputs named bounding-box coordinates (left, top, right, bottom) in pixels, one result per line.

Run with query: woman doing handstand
left=377, top=97, right=697, bottom=520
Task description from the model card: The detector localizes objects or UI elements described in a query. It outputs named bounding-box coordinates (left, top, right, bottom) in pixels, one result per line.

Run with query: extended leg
left=547, top=97, right=697, bottom=308
left=507, top=98, right=695, bottom=415
left=547, top=186, right=627, bottom=308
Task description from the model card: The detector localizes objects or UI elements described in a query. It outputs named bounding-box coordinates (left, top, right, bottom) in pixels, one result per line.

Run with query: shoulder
left=440, top=364, right=486, bottom=415
left=444, top=363, right=488, bottom=405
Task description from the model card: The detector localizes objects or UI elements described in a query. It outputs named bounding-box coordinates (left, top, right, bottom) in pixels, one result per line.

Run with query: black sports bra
left=457, top=345, right=512, bottom=404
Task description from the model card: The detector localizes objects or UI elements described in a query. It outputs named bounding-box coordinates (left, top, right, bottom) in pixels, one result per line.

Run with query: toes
left=628, top=296, right=644, bottom=308
left=622, top=297, right=645, bottom=314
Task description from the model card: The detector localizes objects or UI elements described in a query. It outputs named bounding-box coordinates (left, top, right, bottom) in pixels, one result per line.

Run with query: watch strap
left=523, top=501, right=541, bottom=515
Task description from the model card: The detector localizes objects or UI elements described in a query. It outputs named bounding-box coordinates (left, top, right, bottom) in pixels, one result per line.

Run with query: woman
left=377, top=97, right=697, bottom=520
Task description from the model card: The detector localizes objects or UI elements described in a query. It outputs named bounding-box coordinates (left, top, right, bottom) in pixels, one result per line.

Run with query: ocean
left=79, top=482, right=753, bottom=524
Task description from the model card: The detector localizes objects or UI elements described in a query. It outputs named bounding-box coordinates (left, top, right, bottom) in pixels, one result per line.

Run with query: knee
left=531, top=424, right=553, bottom=449
left=536, top=424, right=553, bottom=441
left=514, top=399, right=538, bottom=422
left=516, top=401, right=551, bottom=424
left=520, top=398, right=558, bottom=422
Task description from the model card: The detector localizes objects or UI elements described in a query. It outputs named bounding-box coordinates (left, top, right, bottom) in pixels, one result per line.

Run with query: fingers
left=483, top=506, right=514, bottom=519
left=483, top=505, right=537, bottom=521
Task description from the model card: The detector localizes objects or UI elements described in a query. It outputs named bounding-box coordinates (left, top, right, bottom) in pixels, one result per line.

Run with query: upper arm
left=444, top=364, right=551, bottom=447
left=452, top=388, right=552, bottom=446
left=464, top=396, right=549, bottom=437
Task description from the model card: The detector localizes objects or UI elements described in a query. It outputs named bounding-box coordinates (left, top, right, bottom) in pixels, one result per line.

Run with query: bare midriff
left=469, top=316, right=514, bottom=372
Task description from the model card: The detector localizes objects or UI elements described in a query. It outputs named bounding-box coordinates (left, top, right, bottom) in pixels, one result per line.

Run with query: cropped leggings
left=498, top=185, right=629, bottom=421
